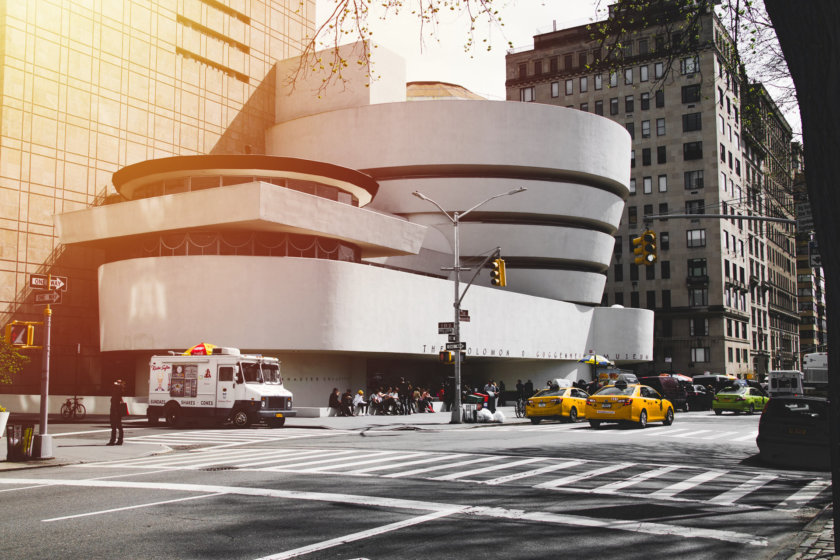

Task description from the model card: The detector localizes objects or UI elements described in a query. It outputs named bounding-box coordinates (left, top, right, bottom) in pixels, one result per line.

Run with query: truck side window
left=219, top=366, right=234, bottom=382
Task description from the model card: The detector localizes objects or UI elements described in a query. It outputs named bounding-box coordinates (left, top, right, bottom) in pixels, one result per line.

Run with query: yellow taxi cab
left=525, top=380, right=589, bottom=424
left=584, top=380, right=675, bottom=429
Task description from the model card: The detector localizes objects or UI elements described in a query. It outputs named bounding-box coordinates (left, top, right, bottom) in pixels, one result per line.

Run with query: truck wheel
left=268, top=417, right=286, bottom=428
left=164, top=404, right=181, bottom=428
left=231, top=408, right=253, bottom=428
left=147, top=409, right=160, bottom=426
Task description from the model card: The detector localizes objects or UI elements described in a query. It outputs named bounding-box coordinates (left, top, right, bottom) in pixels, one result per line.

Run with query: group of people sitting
left=327, top=384, right=436, bottom=417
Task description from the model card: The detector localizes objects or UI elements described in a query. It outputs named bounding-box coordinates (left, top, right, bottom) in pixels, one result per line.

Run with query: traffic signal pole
left=35, top=279, right=54, bottom=459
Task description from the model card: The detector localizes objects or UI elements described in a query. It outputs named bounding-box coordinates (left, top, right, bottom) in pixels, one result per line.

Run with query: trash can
left=461, top=403, right=478, bottom=423
left=465, top=393, right=486, bottom=404
left=6, top=423, right=36, bottom=462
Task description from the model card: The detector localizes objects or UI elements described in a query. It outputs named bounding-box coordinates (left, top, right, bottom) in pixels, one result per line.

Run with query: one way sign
left=34, top=290, right=62, bottom=305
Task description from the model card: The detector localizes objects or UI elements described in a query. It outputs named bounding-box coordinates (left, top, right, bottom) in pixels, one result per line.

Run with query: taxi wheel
left=530, top=417, right=542, bottom=425
left=747, top=404, right=755, bottom=415
left=589, top=420, right=601, bottom=429
left=663, top=408, right=674, bottom=426
left=638, top=409, right=648, bottom=429
left=568, top=407, right=578, bottom=423
left=714, top=409, right=722, bottom=415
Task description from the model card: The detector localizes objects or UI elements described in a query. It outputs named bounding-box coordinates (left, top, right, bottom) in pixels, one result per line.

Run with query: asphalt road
left=0, top=411, right=830, bottom=559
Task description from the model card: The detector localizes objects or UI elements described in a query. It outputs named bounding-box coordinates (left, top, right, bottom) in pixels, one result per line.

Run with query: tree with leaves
left=0, top=338, right=29, bottom=385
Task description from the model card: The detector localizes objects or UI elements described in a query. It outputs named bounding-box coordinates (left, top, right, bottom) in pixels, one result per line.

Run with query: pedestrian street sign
left=446, top=342, right=466, bottom=350
left=34, top=290, right=62, bottom=305
left=30, top=274, right=68, bottom=291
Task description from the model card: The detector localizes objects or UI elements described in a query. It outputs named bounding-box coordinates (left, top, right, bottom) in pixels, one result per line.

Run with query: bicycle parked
left=60, top=396, right=86, bottom=420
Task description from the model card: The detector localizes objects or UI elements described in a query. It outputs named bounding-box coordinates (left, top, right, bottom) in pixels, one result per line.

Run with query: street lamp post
left=412, top=187, right=526, bottom=423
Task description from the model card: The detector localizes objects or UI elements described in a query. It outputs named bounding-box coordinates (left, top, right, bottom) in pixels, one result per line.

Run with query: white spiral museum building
left=56, top=44, right=652, bottom=408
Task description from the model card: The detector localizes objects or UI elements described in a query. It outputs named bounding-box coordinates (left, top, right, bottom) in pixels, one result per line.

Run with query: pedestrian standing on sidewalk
left=107, top=379, right=125, bottom=446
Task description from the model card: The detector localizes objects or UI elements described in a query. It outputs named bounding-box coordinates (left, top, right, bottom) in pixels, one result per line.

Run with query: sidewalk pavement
left=1, top=407, right=835, bottom=558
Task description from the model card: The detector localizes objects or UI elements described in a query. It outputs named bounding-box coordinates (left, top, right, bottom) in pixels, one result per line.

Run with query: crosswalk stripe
left=698, top=431, right=739, bottom=440
left=775, top=480, right=832, bottom=510
left=731, top=431, right=758, bottom=442
left=482, top=460, right=586, bottom=486
left=231, top=449, right=339, bottom=468
left=534, top=462, right=636, bottom=489
left=595, top=465, right=680, bottom=492
left=708, top=474, right=778, bottom=505
left=383, top=456, right=500, bottom=479
left=643, top=428, right=693, bottom=437
left=261, top=450, right=361, bottom=471
left=431, top=457, right=546, bottom=481
left=650, top=470, right=725, bottom=499
left=346, top=454, right=469, bottom=475
left=296, top=451, right=425, bottom=473
left=671, top=430, right=713, bottom=438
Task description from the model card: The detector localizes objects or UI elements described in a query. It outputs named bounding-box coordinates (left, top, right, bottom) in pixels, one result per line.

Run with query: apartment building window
left=639, top=38, right=649, bottom=55
left=719, top=115, right=725, bottom=134
left=734, top=106, right=739, bottom=124
left=682, top=112, right=702, bottom=132
left=658, top=202, right=668, bottom=218
left=680, top=56, right=699, bottom=74
left=614, top=236, right=623, bottom=254
left=614, top=263, right=624, bottom=281
left=625, top=67, right=633, bottom=85
left=681, top=84, right=701, bottom=103
left=594, top=74, right=603, bottom=90
left=646, top=264, right=655, bottom=280
left=518, top=63, right=527, bottom=79
left=690, top=317, right=709, bottom=336
left=626, top=122, right=635, bottom=139
left=686, top=199, right=705, bottom=214
left=646, top=290, right=656, bottom=309
left=657, top=146, right=667, bottom=164
left=615, top=292, right=624, bottom=306
left=625, top=95, right=635, bottom=112
left=631, top=150, right=636, bottom=168
left=683, top=169, right=703, bottom=190
left=580, top=102, right=589, bottom=112
left=655, top=61, right=664, bottom=78
left=534, top=60, right=543, bottom=75
left=687, top=229, right=706, bottom=247
left=691, top=347, right=710, bottom=363
left=564, top=53, right=573, bottom=69
left=640, top=149, right=650, bottom=166
left=629, top=178, right=636, bottom=195
left=735, top=159, right=741, bottom=176
left=658, top=175, right=668, bottom=192
left=683, top=141, right=703, bottom=160
left=720, top=143, right=726, bottom=162
left=565, top=79, right=574, bottom=95
left=579, top=52, right=588, bottom=68
left=631, top=291, right=640, bottom=308
left=551, top=82, right=560, bottom=98
left=655, top=90, right=665, bottom=107
left=640, top=65, right=649, bottom=82
left=689, top=287, right=709, bottom=307
left=643, top=176, right=652, bottom=193
left=550, top=56, right=558, bottom=73
left=642, top=120, right=651, bottom=138
left=662, top=289, right=671, bottom=309
left=661, top=260, right=670, bottom=279
left=640, top=92, right=650, bottom=110
left=628, top=206, right=637, bottom=225
left=610, top=97, right=619, bottom=115
left=688, top=258, right=707, bottom=277
left=728, top=347, right=734, bottom=362
left=660, top=232, right=670, bottom=250
left=595, top=100, right=604, bottom=115
left=520, top=87, right=535, bottom=102
left=656, top=118, right=665, bottom=136
left=580, top=76, right=588, bottom=92
left=718, top=86, right=725, bottom=106
left=644, top=204, right=653, bottom=218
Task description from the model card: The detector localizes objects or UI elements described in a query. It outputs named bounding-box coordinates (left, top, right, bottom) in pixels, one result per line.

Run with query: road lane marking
left=534, top=462, right=636, bottom=489
left=731, top=431, right=758, bottom=442
left=775, top=480, right=832, bottom=510
left=293, top=451, right=426, bottom=473
left=42, top=493, right=222, bottom=522
left=650, top=470, right=726, bottom=499
left=699, top=431, right=739, bottom=440
left=709, top=474, right=778, bottom=505
left=345, top=453, right=469, bottom=475
left=255, top=510, right=463, bottom=560
left=431, top=457, right=545, bottom=481
left=595, top=465, right=680, bottom=492
left=670, top=430, right=713, bottom=438
left=482, top=460, right=586, bottom=486
left=0, top=477, right=768, bottom=547
left=642, top=428, right=693, bottom=437
left=382, top=456, right=500, bottom=478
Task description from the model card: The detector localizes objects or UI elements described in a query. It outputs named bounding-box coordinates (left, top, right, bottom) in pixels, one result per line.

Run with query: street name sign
left=438, top=328, right=454, bottom=335
left=30, top=274, right=68, bottom=291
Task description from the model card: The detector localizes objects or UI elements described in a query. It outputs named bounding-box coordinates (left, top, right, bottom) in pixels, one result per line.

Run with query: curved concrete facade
left=267, top=100, right=630, bottom=304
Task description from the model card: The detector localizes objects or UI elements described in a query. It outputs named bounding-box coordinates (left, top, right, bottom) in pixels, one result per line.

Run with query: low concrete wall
left=0, top=395, right=148, bottom=417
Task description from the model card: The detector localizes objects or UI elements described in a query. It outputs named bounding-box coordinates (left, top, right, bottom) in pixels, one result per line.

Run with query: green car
left=713, top=385, right=769, bottom=415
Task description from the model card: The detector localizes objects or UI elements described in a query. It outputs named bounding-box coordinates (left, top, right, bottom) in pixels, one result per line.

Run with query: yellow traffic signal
left=633, top=230, right=657, bottom=266
left=490, top=258, right=507, bottom=287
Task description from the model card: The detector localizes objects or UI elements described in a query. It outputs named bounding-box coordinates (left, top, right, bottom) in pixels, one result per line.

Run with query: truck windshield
left=240, top=362, right=264, bottom=383
left=262, top=364, right=282, bottom=384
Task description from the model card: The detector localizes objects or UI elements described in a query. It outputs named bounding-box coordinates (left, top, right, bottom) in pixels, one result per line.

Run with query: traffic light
left=490, top=258, right=507, bottom=287
left=4, top=321, right=35, bottom=347
left=632, top=230, right=657, bottom=266
left=439, top=351, right=454, bottom=364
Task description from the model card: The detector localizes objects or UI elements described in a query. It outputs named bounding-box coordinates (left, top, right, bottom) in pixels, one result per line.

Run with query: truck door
left=217, top=365, right=236, bottom=408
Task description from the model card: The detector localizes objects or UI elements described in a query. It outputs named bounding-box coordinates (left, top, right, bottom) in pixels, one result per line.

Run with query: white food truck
left=147, top=346, right=295, bottom=428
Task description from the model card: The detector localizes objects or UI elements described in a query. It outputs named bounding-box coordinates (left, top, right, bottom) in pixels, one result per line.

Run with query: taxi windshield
left=240, top=362, right=264, bottom=383
left=719, top=386, right=747, bottom=395
left=596, top=386, right=635, bottom=396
